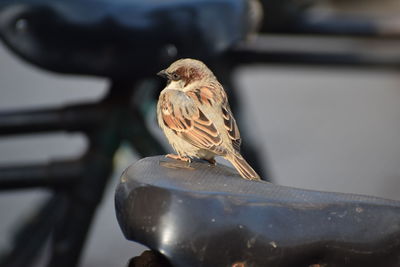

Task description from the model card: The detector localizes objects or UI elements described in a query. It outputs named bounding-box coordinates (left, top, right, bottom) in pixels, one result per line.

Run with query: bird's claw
left=204, top=158, right=216, bottom=165
left=165, top=154, right=192, bottom=163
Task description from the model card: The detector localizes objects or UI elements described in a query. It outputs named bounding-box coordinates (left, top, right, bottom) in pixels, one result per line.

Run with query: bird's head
left=157, top=58, right=215, bottom=90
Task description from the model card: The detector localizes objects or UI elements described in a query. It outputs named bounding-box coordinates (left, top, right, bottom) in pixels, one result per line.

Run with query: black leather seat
left=116, top=156, right=400, bottom=267
left=0, top=0, right=249, bottom=77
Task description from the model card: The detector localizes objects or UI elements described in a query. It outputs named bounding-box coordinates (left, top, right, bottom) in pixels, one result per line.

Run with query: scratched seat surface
left=0, top=0, right=248, bottom=77
left=115, top=156, right=400, bottom=267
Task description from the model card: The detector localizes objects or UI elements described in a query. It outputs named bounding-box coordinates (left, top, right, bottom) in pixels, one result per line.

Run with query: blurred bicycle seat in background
left=0, top=0, right=249, bottom=78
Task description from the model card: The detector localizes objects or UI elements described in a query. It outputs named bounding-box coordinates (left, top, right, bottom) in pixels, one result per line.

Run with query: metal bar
left=48, top=145, right=118, bottom=267
left=103, top=78, right=167, bottom=156
left=125, top=120, right=167, bottom=157
left=259, top=0, right=400, bottom=37
left=230, top=35, right=400, bottom=68
left=266, top=13, right=400, bottom=37
left=0, top=161, right=83, bottom=190
left=0, top=194, right=65, bottom=267
left=279, top=15, right=379, bottom=36
left=0, top=103, right=107, bottom=136
left=47, top=80, right=130, bottom=267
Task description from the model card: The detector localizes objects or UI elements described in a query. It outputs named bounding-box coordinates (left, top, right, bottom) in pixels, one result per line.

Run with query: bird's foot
left=204, top=158, right=216, bottom=165
left=165, top=154, right=192, bottom=163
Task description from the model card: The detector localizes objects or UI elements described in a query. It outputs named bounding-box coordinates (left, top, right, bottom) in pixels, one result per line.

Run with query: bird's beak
left=157, top=69, right=168, bottom=79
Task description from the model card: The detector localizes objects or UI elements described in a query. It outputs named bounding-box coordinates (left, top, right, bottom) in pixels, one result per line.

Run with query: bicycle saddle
left=115, top=156, right=400, bottom=267
left=0, top=0, right=249, bottom=77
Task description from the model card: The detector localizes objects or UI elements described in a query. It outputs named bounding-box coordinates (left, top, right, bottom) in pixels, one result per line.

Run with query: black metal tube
left=0, top=194, right=65, bottom=267
left=264, top=14, right=399, bottom=37
left=286, top=15, right=380, bottom=36
left=230, top=35, right=400, bottom=68
left=259, top=0, right=400, bottom=37
left=48, top=79, right=127, bottom=267
left=0, top=104, right=106, bottom=136
left=0, top=161, right=83, bottom=190
left=48, top=150, right=117, bottom=267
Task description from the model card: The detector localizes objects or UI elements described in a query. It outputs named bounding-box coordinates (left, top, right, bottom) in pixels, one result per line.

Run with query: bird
left=157, top=58, right=261, bottom=180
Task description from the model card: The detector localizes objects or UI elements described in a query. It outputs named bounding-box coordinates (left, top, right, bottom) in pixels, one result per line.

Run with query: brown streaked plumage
left=157, top=58, right=260, bottom=180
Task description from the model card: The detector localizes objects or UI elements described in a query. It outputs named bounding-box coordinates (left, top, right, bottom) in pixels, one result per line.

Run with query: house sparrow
left=157, top=58, right=260, bottom=180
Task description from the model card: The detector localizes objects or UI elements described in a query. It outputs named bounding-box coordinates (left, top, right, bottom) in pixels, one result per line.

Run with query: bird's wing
left=188, top=85, right=242, bottom=152
left=159, top=89, right=223, bottom=152
left=221, top=100, right=241, bottom=152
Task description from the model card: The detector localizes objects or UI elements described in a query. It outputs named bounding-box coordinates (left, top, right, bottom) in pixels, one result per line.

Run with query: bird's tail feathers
left=227, top=152, right=261, bottom=180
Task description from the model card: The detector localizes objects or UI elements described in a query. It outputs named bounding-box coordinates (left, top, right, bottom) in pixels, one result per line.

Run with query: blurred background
left=1, top=0, right=400, bottom=266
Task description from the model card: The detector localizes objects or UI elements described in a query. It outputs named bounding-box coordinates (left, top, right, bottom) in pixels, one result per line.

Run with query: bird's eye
left=171, top=73, right=180, bottom=81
